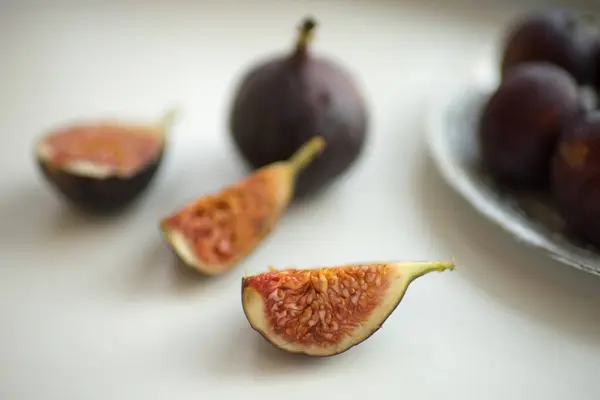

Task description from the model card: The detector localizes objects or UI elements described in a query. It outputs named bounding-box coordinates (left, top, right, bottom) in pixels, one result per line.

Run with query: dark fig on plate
left=228, top=16, right=368, bottom=199
left=500, top=8, right=597, bottom=85
left=242, top=261, right=455, bottom=357
left=160, top=136, right=325, bottom=276
left=35, top=109, right=178, bottom=214
left=594, top=39, right=600, bottom=91
left=479, top=63, right=582, bottom=190
left=551, top=111, right=600, bottom=248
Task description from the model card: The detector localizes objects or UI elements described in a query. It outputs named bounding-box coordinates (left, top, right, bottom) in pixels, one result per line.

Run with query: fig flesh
left=228, top=17, right=368, bottom=199
left=500, top=8, right=597, bottom=85
left=551, top=111, right=600, bottom=248
left=160, top=136, right=326, bottom=276
left=35, top=110, right=177, bottom=213
left=479, top=63, right=582, bottom=190
left=242, top=261, right=455, bottom=357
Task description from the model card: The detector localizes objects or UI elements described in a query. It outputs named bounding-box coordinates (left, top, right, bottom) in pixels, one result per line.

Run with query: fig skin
left=551, top=111, right=600, bottom=248
left=160, top=137, right=326, bottom=276
left=500, top=8, right=597, bottom=85
left=35, top=110, right=177, bottom=214
left=228, top=17, right=369, bottom=199
left=241, top=261, right=456, bottom=357
left=37, top=157, right=164, bottom=214
left=479, top=63, right=582, bottom=190
left=594, top=40, right=600, bottom=91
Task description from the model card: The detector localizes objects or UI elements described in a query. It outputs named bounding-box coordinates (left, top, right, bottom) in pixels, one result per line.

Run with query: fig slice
left=35, top=109, right=178, bottom=213
left=159, top=136, right=326, bottom=276
left=242, top=261, right=455, bottom=357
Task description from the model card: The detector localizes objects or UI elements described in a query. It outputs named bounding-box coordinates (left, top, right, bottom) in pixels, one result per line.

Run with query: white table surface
left=1, top=1, right=599, bottom=399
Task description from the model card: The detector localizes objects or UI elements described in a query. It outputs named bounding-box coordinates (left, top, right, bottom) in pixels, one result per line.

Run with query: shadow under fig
left=416, top=150, right=600, bottom=347
left=114, top=237, right=237, bottom=300
left=211, top=315, right=357, bottom=379
left=0, top=181, right=141, bottom=256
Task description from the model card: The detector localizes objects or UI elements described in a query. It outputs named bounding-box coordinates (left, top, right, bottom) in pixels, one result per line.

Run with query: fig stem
left=287, top=136, right=326, bottom=175
left=295, top=16, right=317, bottom=53
left=157, top=108, right=179, bottom=131
left=404, top=261, right=456, bottom=282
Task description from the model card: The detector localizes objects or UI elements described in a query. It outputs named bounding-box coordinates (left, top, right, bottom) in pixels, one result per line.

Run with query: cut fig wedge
left=160, top=136, right=326, bottom=276
left=242, top=261, right=455, bottom=357
left=35, top=109, right=178, bottom=213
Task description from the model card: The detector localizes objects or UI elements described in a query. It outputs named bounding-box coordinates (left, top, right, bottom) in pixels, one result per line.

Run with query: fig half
left=35, top=109, right=178, bottom=213
left=160, top=136, right=326, bottom=276
left=242, top=261, right=455, bottom=357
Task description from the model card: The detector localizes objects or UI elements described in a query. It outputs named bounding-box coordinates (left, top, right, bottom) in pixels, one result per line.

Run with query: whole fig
left=594, top=40, right=600, bottom=91
left=500, top=8, right=597, bottom=85
left=479, top=63, right=582, bottom=190
left=551, top=111, right=600, bottom=248
left=228, top=17, right=369, bottom=199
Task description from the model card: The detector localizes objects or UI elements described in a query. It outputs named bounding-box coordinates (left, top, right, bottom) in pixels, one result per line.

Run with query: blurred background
left=1, top=1, right=599, bottom=399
